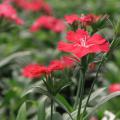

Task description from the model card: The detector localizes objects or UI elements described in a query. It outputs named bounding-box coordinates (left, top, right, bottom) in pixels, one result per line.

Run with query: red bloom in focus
left=0, top=3, right=24, bottom=25
left=58, top=29, right=110, bottom=58
left=64, top=14, right=79, bottom=24
left=30, top=16, right=65, bottom=32
left=109, top=84, right=120, bottom=93
left=79, top=14, right=101, bottom=26
left=22, top=64, right=47, bottom=79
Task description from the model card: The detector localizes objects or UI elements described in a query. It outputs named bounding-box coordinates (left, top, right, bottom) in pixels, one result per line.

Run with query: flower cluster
left=23, top=13, right=110, bottom=79
left=23, top=56, right=74, bottom=79
left=58, top=29, right=110, bottom=58
left=30, top=16, right=65, bottom=32
left=0, top=3, right=24, bottom=25
left=64, top=14, right=101, bottom=26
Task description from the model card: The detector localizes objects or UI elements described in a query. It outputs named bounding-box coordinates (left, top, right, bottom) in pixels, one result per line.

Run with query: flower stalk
left=76, top=68, right=85, bottom=120
left=51, top=99, right=54, bottom=120
left=82, top=54, right=106, bottom=118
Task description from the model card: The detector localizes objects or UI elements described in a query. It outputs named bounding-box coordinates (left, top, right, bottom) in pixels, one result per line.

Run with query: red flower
left=3, top=0, right=13, bottom=4
left=79, top=14, right=101, bottom=26
left=48, top=60, right=64, bottom=72
left=61, top=56, right=75, bottom=68
left=48, top=56, right=74, bottom=72
left=14, top=0, right=44, bottom=11
left=30, top=16, right=65, bottom=32
left=108, top=84, right=120, bottom=93
left=22, top=64, right=47, bottom=79
left=0, top=3, right=24, bottom=25
left=3, top=0, right=52, bottom=14
left=42, top=3, right=52, bottom=15
left=52, top=19, right=66, bottom=32
left=58, top=29, right=110, bottom=58
left=64, top=14, right=79, bottom=24
left=64, top=14, right=101, bottom=26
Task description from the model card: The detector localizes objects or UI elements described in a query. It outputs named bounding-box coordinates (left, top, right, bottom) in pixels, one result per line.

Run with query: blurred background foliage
left=0, top=0, right=120, bottom=120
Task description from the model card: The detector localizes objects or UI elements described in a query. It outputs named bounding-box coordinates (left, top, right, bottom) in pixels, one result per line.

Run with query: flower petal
left=66, top=29, right=90, bottom=43
left=64, top=14, right=79, bottom=24
left=58, top=41, right=76, bottom=52
left=87, top=34, right=108, bottom=45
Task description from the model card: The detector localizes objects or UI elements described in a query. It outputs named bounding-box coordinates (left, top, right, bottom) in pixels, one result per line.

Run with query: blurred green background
left=0, top=0, right=120, bottom=119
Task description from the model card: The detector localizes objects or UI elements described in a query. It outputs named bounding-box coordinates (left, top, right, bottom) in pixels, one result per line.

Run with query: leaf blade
left=16, top=102, right=27, bottom=120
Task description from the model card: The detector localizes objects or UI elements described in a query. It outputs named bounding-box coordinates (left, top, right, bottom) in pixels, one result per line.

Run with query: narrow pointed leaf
left=16, top=102, right=27, bottom=120
left=47, top=112, right=63, bottom=120
left=55, top=94, right=73, bottom=112
left=37, top=101, right=46, bottom=120
left=82, top=87, right=106, bottom=107
left=85, top=91, right=120, bottom=118
left=22, top=86, right=49, bottom=97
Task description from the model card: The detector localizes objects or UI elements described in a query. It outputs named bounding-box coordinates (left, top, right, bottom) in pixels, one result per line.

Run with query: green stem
left=82, top=54, right=106, bottom=118
left=74, top=68, right=80, bottom=109
left=77, top=69, right=85, bottom=120
left=51, top=99, right=54, bottom=120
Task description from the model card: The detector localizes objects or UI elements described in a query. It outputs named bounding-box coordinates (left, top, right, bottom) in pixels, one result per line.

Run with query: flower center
left=73, top=36, right=94, bottom=48
left=80, top=38, right=86, bottom=46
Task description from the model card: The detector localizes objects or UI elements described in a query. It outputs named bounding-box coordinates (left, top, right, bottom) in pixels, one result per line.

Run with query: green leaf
left=37, top=101, right=46, bottom=120
left=82, top=87, right=106, bottom=107
left=52, top=94, right=73, bottom=120
left=63, top=107, right=91, bottom=120
left=55, top=94, right=73, bottom=112
left=22, top=85, right=49, bottom=97
left=85, top=91, right=120, bottom=118
left=16, top=102, right=27, bottom=120
left=47, top=112, right=63, bottom=120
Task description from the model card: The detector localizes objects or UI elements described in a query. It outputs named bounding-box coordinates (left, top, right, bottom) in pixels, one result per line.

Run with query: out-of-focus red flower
left=42, top=3, right=52, bottom=14
left=108, top=84, right=120, bottom=93
left=79, top=14, right=101, bottom=26
left=7, top=0, right=52, bottom=14
left=58, top=29, right=110, bottom=58
left=52, top=19, right=66, bottom=32
left=30, top=16, right=65, bottom=32
left=0, top=3, right=24, bottom=25
left=3, top=0, right=13, bottom=3
left=22, top=64, right=47, bottom=79
left=64, top=14, right=79, bottom=24
left=14, top=0, right=44, bottom=11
